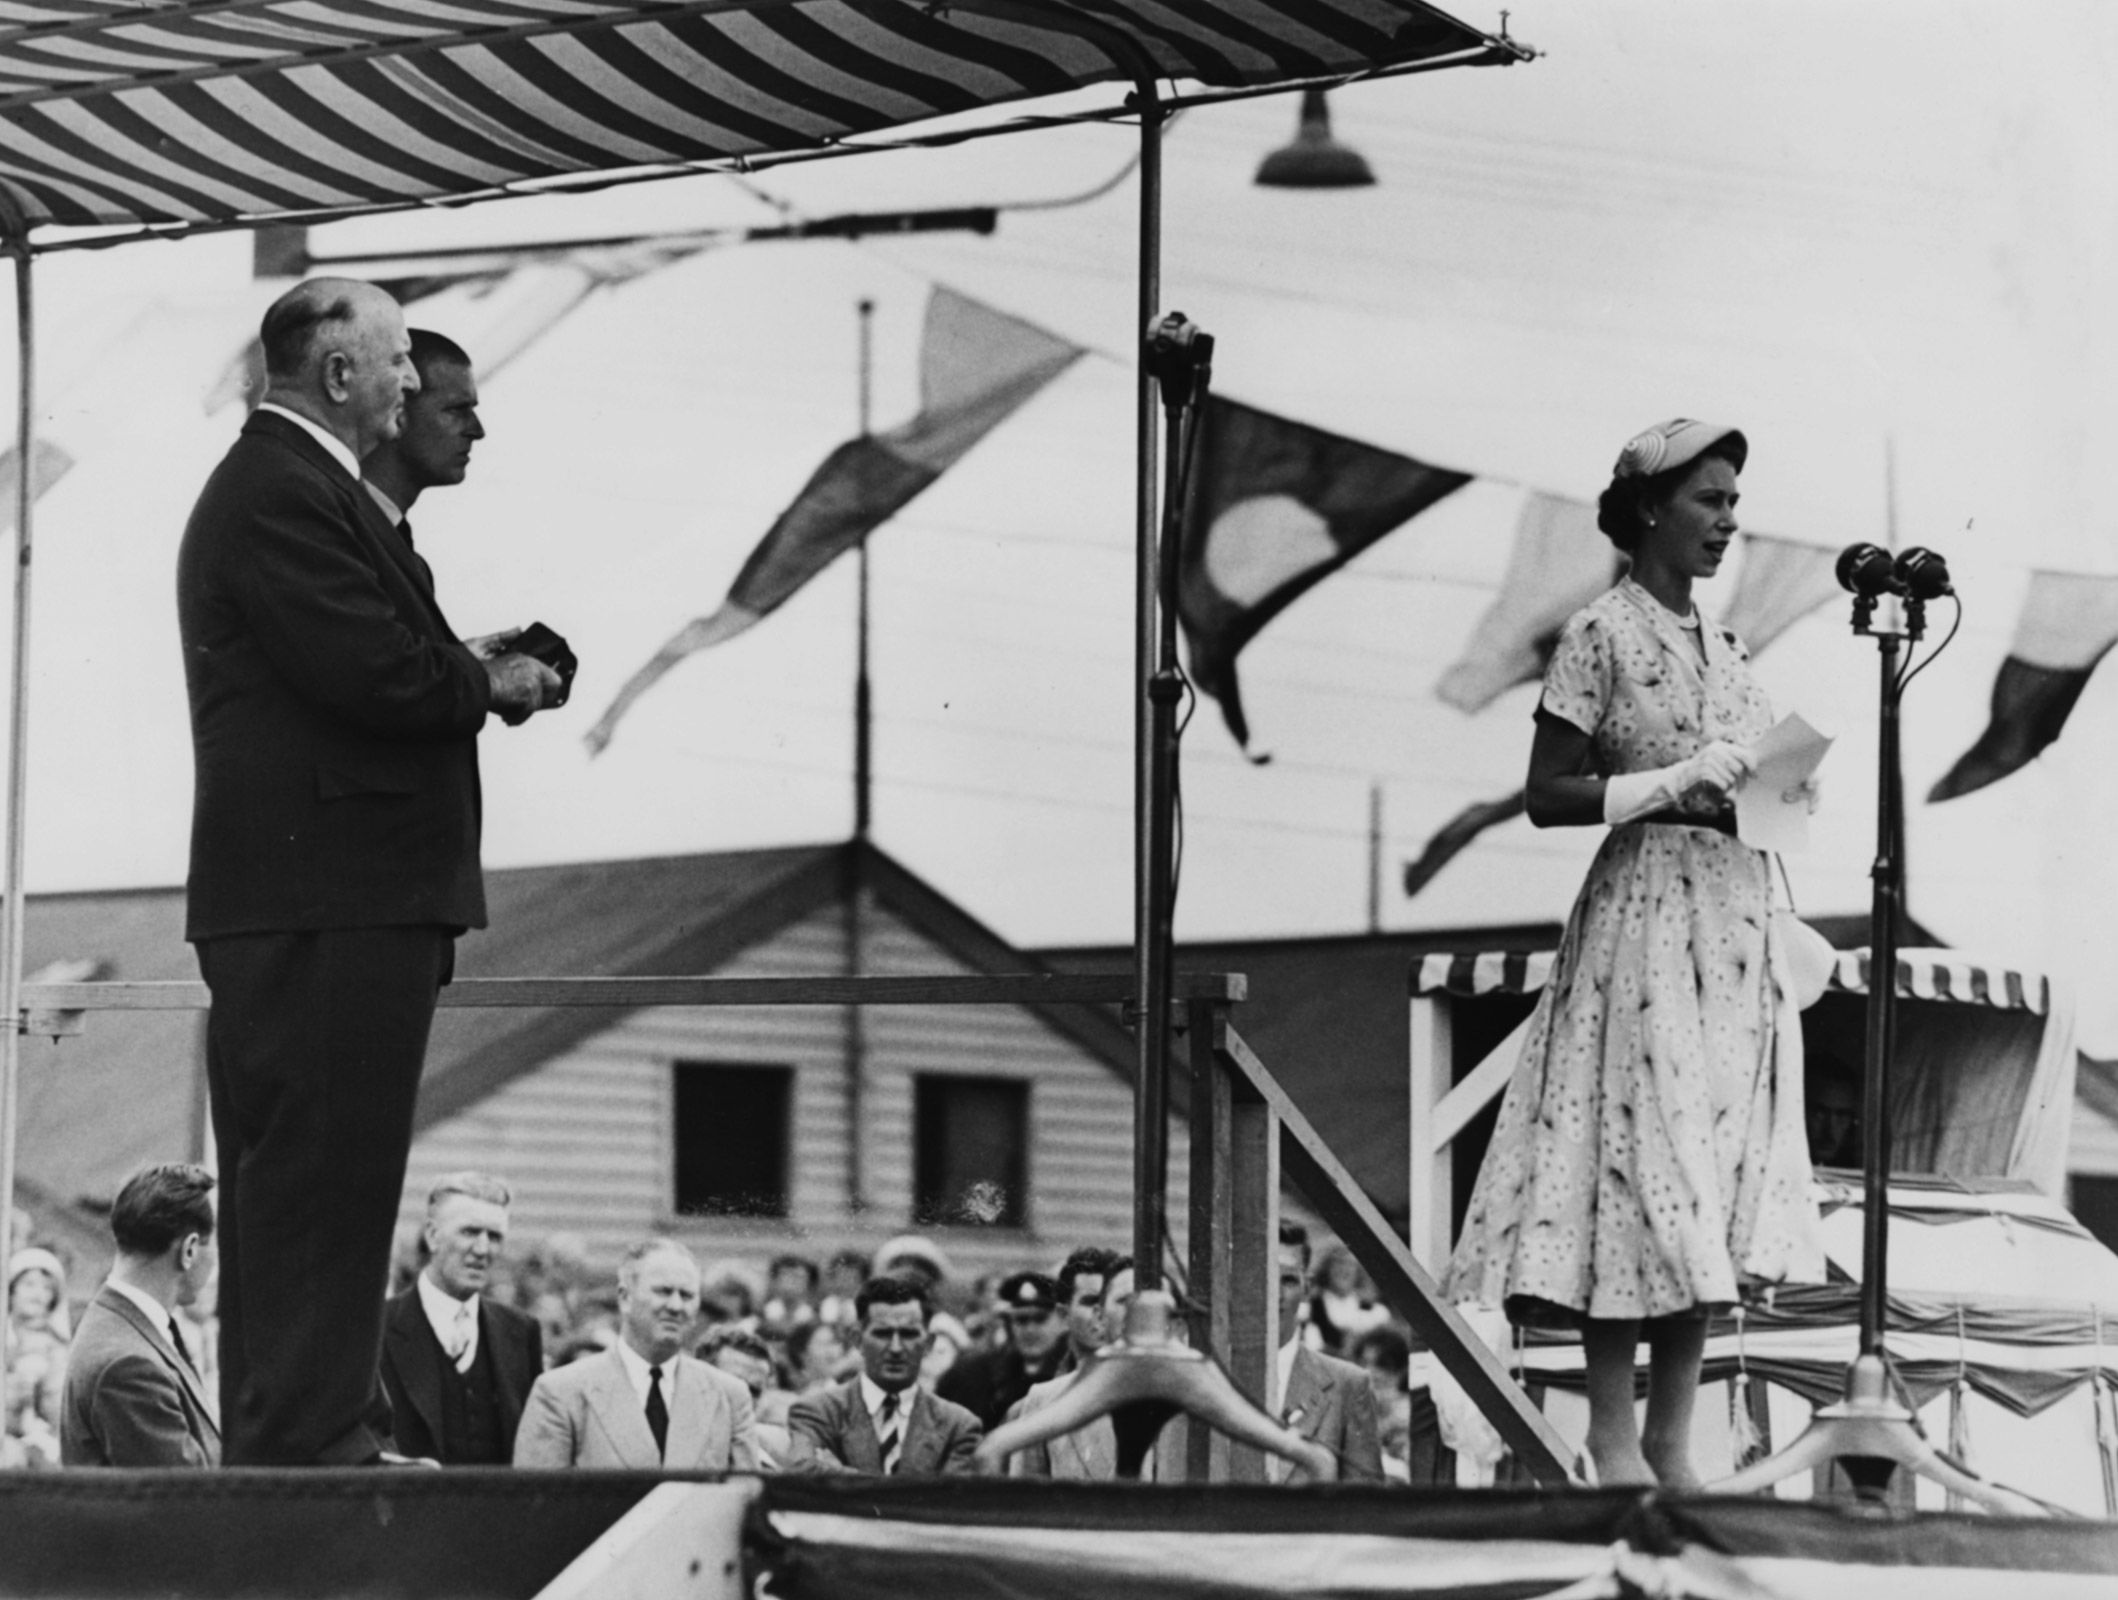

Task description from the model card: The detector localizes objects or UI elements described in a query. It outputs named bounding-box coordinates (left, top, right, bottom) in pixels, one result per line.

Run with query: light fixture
left=1254, top=88, right=1375, bottom=189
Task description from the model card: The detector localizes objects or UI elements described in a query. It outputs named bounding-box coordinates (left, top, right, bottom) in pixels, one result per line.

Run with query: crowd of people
left=8, top=1170, right=1459, bottom=1481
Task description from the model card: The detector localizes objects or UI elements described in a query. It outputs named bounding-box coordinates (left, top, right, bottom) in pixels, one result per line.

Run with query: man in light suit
left=379, top=1172, right=543, bottom=1464
left=60, top=1164, right=222, bottom=1468
left=514, top=1239, right=758, bottom=1471
left=179, top=279, right=560, bottom=1465
left=1270, top=1222, right=1382, bottom=1483
left=787, top=1275, right=981, bottom=1475
left=1005, top=1257, right=1185, bottom=1481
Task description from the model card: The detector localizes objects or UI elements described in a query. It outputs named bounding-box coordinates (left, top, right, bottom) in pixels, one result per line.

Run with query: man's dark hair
left=1278, top=1218, right=1312, bottom=1270
left=407, top=327, right=472, bottom=379
left=1056, top=1247, right=1123, bottom=1303
left=768, top=1252, right=820, bottom=1288
left=260, top=287, right=362, bottom=381
left=1351, top=1325, right=1410, bottom=1377
left=110, top=1164, right=216, bottom=1257
left=854, top=1273, right=930, bottom=1327
left=827, top=1247, right=872, bottom=1276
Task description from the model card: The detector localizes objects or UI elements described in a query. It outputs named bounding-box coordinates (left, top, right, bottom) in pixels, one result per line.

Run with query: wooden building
left=9, top=843, right=1181, bottom=1286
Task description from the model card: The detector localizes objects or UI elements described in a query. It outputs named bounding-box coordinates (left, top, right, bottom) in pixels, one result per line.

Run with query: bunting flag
left=1402, top=791, right=1528, bottom=897
left=0, top=440, right=75, bottom=531
left=1178, top=400, right=1471, bottom=749
left=1930, top=571, right=2118, bottom=802
left=1434, top=492, right=1616, bottom=712
left=1721, top=532, right=1841, bottom=654
left=586, top=288, right=1084, bottom=754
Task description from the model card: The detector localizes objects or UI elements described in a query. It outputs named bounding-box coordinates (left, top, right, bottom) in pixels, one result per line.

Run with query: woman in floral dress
left=1443, top=419, right=1823, bottom=1487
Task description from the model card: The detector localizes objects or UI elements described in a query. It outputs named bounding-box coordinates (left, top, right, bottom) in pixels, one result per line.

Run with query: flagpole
left=844, top=296, right=876, bottom=1216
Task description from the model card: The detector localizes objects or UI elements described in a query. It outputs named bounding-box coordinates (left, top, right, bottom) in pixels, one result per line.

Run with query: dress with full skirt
left=1442, top=580, right=1824, bottom=1326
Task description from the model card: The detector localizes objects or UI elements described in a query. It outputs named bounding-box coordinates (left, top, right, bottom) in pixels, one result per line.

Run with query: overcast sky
left=8, top=1, right=2118, bottom=1039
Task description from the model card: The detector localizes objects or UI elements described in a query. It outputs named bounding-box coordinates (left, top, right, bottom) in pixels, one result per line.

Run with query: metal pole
left=1858, top=631, right=1901, bottom=1358
left=0, top=238, right=33, bottom=1381
left=845, top=295, right=875, bottom=1215
left=1128, top=81, right=1169, bottom=1289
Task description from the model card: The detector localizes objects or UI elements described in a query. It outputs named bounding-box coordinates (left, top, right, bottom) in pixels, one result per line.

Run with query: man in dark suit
left=178, top=278, right=560, bottom=1466
left=514, top=1239, right=758, bottom=1471
left=379, top=1171, right=542, bottom=1464
left=60, top=1164, right=222, bottom=1468
left=788, top=1275, right=981, bottom=1476
left=1270, top=1222, right=1383, bottom=1483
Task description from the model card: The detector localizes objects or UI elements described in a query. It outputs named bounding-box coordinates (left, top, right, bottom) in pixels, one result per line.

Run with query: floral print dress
left=1443, top=580, right=1824, bottom=1325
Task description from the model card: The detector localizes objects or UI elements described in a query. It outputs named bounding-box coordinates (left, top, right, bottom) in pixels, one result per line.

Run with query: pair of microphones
left=1836, top=542, right=1953, bottom=601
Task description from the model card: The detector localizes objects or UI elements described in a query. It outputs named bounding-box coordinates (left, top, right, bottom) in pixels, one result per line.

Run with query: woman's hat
left=1613, top=419, right=1747, bottom=479
left=7, top=1246, right=64, bottom=1290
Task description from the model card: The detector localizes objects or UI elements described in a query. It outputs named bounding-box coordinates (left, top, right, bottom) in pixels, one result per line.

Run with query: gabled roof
left=12, top=840, right=1139, bottom=1213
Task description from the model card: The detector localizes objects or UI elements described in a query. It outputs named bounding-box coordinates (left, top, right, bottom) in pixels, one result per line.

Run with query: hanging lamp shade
left=1255, top=89, right=1378, bottom=189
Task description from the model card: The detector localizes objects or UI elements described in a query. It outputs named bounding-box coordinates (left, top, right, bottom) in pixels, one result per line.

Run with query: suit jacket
left=178, top=408, right=492, bottom=938
left=513, top=1348, right=758, bottom=1472
left=786, top=1379, right=981, bottom=1476
left=59, top=1285, right=221, bottom=1468
left=1003, top=1369, right=1185, bottom=1481
left=378, top=1286, right=543, bottom=1463
left=1270, top=1344, right=1383, bottom=1483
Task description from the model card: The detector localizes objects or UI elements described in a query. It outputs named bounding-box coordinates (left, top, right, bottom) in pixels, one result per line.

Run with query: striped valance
left=1412, top=946, right=2050, bottom=1015
left=0, top=0, right=1508, bottom=235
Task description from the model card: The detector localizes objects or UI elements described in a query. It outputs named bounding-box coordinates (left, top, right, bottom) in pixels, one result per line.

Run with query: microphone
left=1836, top=542, right=1899, bottom=597
left=1895, top=547, right=1953, bottom=600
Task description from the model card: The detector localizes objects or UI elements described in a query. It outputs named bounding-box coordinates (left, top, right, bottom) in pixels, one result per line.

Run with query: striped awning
left=1412, top=946, right=2052, bottom=1014
left=0, top=0, right=1514, bottom=240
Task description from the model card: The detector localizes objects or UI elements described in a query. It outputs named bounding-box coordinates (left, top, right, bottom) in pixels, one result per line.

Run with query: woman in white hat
left=5, top=1246, right=71, bottom=1467
left=1443, top=421, right=1824, bottom=1488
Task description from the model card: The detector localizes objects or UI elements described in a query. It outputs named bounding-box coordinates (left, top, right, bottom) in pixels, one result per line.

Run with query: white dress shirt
left=106, top=1276, right=189, bottom=1362
left=416, top=1271, right=480, bottom=1373
left=255, top=401, right=361, bottom=481
left=365, top=480, right=406, bottom=525
left=1274, top=1336, right=1301, bottom=1417
left=612, top=1337, right=675, bottom=1408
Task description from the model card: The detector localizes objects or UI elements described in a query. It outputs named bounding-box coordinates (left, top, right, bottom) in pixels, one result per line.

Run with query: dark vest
left=435, top=1319, right=507, bottom=1465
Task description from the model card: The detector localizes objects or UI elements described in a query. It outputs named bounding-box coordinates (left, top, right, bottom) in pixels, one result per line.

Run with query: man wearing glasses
left=786, top=1276, right=981, bottom=1475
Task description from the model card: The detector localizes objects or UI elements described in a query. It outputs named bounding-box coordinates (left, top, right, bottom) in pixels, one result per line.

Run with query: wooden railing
left=1181, top=997, right=1572, bottom=1484
left=14, top=972, right=1569, bottom=1484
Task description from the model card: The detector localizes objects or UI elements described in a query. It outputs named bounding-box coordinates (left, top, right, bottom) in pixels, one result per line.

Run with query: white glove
left=1602, top=741, right=1755, bottom=826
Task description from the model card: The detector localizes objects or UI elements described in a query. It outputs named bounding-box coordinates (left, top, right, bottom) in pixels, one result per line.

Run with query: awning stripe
left=1411, top=947, right=2048, bottom=1012
left=0, top=0, right=1509, bottom=231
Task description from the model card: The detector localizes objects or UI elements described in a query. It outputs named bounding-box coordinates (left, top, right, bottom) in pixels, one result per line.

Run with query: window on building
left=673, top=1062, right=792, bottom=1218
left=914, top=1075, right=1028, bottom=1229
left=2071, top=1173, right=2118, bottom=1256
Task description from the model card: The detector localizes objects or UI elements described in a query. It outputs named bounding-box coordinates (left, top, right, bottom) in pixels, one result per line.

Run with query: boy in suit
left=787, top=1275, right=981, bottom=1475
left=61, top=1164, right=222, bottom=1467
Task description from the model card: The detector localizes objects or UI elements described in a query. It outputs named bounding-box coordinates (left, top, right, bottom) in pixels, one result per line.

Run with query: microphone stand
left=1714, top=585, right=2035, bottom=1512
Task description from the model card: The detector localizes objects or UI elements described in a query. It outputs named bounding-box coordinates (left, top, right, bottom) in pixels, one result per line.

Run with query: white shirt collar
left=364, top=479, right=405, bottom=526
left=256, top=400, right=362, bottom=482
left=416, top=1270, right=479, bottom=1365
left=858, top=1371, right=916, bottom=1419
left=613, top=1337, right=677, bottom=1408
left=1275, top=1336, right=1301, bottom=1414
left=106, top=1276, right=182, bottom=1350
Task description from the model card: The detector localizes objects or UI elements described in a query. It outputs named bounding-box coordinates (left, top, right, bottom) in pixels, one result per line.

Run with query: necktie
left=449, top=1302, right=475, bottom=1373
left=876, top=1392, right=902, bottom=1476
left=646, top=1365, right=670, bottom=1461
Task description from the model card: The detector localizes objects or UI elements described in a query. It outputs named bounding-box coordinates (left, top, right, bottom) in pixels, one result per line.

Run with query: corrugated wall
left=398, top=895, right=1184, bottom=1282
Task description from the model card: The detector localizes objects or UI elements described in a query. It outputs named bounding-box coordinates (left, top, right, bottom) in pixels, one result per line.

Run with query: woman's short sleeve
left=1539, top=610, right=1610, bottom=735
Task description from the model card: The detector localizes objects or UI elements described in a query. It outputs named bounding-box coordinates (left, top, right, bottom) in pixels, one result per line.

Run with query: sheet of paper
left=1736, top=713, right=1833, bottom=854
